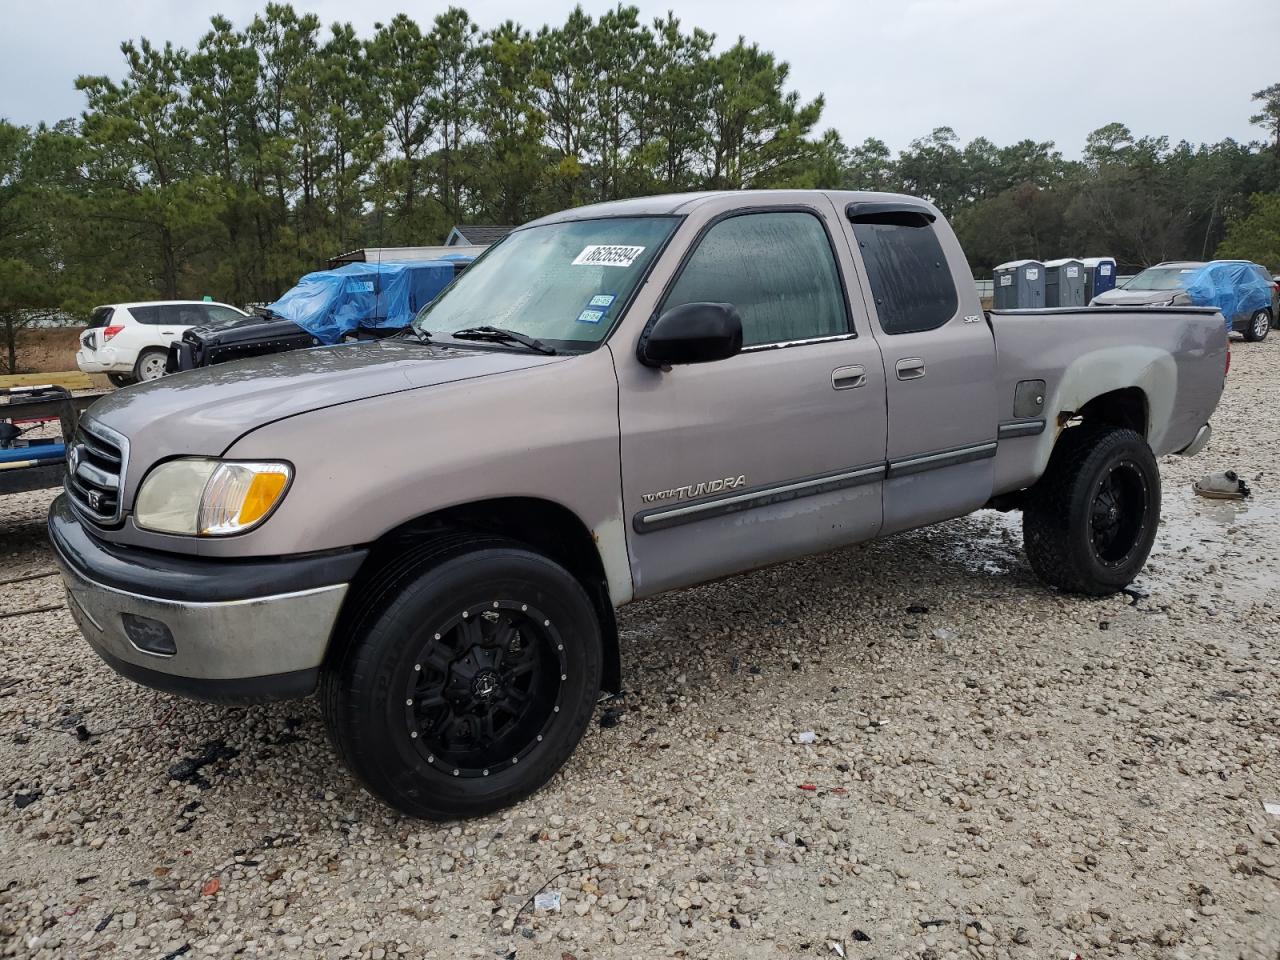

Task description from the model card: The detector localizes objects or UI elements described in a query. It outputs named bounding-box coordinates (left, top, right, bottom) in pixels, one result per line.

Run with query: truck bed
left=988, top=305, right=1228, bottom=496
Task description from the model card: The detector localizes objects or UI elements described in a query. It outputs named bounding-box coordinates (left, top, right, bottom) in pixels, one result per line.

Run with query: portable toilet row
left=993, top=260, right=1044, bottom=309
left=993, top=256, right=1117, bottom=308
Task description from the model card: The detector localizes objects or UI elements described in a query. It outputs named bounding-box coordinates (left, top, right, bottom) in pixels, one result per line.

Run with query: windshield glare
left=1126, top=266, right=1200, bottom=291
left=414, top=217, right=678, bottom=349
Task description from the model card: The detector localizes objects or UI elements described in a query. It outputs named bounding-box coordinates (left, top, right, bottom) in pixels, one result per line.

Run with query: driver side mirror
left=637, top=302, right=743, bottom=368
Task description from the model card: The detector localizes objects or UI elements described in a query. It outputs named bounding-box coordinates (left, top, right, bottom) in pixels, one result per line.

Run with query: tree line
left=1, top=2, right=1278, bottom=349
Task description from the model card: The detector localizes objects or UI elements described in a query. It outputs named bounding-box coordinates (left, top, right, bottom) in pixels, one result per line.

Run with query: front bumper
left=48, top=495, right=367, bottom=704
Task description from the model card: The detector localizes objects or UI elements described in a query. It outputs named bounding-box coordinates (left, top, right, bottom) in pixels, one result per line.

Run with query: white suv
left=77, top=301, right=248, bottom=385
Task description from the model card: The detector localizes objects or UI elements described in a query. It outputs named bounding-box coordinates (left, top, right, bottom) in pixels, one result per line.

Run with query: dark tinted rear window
left=87, top=307, right=114, bottom=329
left=131, top=304, right=228, bottom=325
left=850, top=214, right=958, bottom=335
left=129, top=305, right=171, bottom=325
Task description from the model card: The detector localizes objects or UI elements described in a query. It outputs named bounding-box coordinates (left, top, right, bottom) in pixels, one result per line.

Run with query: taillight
left=102, top=325, right=125, bottom=342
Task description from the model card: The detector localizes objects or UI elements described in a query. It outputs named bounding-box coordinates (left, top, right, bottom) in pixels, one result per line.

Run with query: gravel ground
left=2, top=342, right=1279, bottom=960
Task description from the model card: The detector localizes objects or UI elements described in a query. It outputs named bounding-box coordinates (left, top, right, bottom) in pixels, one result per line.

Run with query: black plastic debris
left=851, top=930, right=871, bottom=942
left=598, top=707, right=624, bottom=729
left=75, top=724, right=92, bottom=742
left=906, top=604, right=930, bottom=615
left=167, top=740, right=240, bottom=789
left=14, top=790, right=41, bottom=809
left=94, top=913, right=113, bottom=933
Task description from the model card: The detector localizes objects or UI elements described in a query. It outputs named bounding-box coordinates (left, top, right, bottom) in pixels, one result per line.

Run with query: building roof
left=327, top=245, right=487, bottom=269
left=445, top=225, right=516, bottom=246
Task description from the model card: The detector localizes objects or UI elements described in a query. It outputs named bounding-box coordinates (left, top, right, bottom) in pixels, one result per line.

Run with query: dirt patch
left=8, top=327, right=85, bottom=375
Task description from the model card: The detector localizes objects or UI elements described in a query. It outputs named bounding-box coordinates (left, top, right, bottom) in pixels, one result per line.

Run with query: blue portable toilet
left=993, top=260, right=1046, bottom=309
left=1082, top=257, right=1117, bottom=302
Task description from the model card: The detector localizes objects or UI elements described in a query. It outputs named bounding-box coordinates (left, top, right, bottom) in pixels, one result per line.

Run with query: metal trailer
left=0, top=386, right=104, bottom=496
left=992, top=260, right=1046, bottom=309
left=1045, top=258, right=1087, bottom=307
left=1082, top=257, right=1118, bottom=302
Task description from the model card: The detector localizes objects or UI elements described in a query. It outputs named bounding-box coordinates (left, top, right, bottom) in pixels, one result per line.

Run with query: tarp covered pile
left=266, top=259, right=469, bottom=344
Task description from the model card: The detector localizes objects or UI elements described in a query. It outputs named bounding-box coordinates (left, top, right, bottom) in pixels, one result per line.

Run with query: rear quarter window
left=86, top=307, right=114, bottom=329
left=850, top=213, right=958, bottom=335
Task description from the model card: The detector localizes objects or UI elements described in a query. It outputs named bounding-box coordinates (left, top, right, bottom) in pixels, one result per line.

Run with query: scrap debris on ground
left=2, top=342, right=1279, bottom=959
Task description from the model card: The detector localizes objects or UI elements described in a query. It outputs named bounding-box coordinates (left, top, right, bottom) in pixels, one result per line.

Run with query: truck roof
left=524, top=189, right=938, bottom=228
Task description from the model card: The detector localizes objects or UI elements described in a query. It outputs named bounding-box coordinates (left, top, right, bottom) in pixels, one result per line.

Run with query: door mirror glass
left=638, top=302, right=743, bottom=367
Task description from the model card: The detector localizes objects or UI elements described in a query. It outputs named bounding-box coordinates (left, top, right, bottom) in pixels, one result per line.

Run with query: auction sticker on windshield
left=573, top=245, right=645, bottom=267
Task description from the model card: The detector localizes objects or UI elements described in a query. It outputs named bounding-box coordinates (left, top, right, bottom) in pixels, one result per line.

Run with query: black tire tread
left=1023, top=424, right=1158, bottom=596
left=320, top=533, right=602, bottom=818
left=319, top=532, right=512, bottom=782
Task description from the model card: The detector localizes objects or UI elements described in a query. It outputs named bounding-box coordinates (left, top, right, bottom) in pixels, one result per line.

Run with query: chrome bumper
left=57, top=550, right=346, bottom=677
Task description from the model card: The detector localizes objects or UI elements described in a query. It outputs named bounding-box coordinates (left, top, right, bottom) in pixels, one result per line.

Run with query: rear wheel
left=1023, top=425, right=1160, bottom=596
left=132, top=348, right=168, bottom=382
left=1244, top=308, right=1271, bottom=342
left=321, top=537, right=603, bottom=819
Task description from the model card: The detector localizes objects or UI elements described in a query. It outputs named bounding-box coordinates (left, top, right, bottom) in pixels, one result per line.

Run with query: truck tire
left=1243, top=308, right=1271, bottom=342
left=1022, top=425, right=1160, bottom=596
left=321, top=536, right=603, bottom=819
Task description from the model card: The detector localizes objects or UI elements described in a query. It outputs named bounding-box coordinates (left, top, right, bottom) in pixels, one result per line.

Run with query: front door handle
left=831, top=364, right=866, bottom=390
left=896, top=357, right=926, bottom=381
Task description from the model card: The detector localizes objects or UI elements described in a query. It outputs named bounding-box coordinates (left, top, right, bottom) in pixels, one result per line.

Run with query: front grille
left=65, top=420, right=129, bottom=526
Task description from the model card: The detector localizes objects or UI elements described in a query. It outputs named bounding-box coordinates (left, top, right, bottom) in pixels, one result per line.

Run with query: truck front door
left=615, top=201, right=887, bottom=598
left=843, top=204, right=998, bottom=533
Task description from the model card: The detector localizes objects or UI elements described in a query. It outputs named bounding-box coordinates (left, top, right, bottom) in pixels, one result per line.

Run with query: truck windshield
left=1125, top=266, right=1200, bottom=291
left=413, top=217, right=678, bottom=351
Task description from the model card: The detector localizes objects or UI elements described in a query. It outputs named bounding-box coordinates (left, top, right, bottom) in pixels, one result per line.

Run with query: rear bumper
left=76, top=347, right=126, bottom=374
left=48, top=495, right=366, bottom=704
left=1176, top=423, right=1212, bottom=458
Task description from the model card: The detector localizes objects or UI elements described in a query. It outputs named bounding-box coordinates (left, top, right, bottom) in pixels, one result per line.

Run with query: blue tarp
left=1182, top=262, right=1273, bottom=331
left=266, top=259, right=470, bottom=344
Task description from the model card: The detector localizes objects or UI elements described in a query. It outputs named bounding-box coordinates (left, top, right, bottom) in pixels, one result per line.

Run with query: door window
left=850, top=213, right=958, bottom=335
left=662, top=211, right=849, bottom=347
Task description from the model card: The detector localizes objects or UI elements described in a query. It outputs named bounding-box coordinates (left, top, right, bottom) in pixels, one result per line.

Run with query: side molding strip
left=634, top=464, right=886, bottom=533
left=997, top=419, right=1047, bottom=439
left=886, top=441, right=997, bottom=478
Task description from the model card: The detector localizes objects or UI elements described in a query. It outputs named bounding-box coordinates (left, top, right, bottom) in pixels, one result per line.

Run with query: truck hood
left=83, top=340, right=561, bottom=457
left=1091, top=288, right=1183, bottom=307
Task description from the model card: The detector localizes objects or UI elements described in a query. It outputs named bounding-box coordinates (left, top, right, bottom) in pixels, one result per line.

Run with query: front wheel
left=1023, top=425, right=1160, bottom=596
left=321, top=537, right=603, bottom=819
left=1244, top=309, right=1271, bottom=342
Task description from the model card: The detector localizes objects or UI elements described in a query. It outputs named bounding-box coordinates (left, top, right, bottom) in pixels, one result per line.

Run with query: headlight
left=134, top=458, right=292, bottom=536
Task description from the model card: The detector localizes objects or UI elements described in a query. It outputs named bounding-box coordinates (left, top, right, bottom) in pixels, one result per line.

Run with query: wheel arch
left=339, top=496, right=624, bottom=694
left=1071, top=386, right=1150, bottom=437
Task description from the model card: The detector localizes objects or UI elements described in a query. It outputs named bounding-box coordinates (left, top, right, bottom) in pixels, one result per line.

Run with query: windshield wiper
left=451, top=325, right=557, bottom=355
left=396, top=325, right=433, bottom=345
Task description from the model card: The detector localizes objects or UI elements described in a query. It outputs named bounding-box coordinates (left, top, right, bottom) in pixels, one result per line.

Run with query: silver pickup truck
left=50, top=190, right=1228, bottom=818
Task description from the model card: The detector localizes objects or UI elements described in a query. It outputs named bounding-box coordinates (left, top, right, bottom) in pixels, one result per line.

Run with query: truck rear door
left=842, top=203, right=998, bottom=533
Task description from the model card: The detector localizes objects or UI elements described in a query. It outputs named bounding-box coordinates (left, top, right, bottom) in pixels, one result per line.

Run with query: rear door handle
left=831, top=364, right=866, bottom=390
left=896, top=357, right=926, bottom=381
left=161, top=331, right=176, bottom=336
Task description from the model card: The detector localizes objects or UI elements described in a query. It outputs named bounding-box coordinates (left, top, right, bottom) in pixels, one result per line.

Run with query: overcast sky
left=3, top=0, right=1277, bottom=155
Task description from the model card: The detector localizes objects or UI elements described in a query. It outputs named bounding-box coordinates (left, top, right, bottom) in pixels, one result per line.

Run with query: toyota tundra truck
left=49, top=190, right=1228, bottom=819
